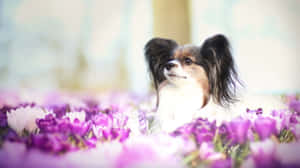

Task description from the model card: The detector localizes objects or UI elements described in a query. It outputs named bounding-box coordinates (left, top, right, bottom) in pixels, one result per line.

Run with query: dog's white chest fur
left=152, top=87, right=287, bottom=133
left=154, top=83, right=204, bottom=132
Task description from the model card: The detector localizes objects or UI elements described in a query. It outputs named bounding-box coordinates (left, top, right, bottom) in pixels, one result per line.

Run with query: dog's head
left=145, top=34, right=241, bottom=107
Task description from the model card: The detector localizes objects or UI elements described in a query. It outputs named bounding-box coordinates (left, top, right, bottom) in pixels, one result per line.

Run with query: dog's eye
left=184, top=57, right=193, bottom=65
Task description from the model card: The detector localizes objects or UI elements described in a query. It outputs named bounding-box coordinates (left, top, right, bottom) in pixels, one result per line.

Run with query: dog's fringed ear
left=144, top=38, right=178, bottom=91
left=201, top=34, right=241, bottom=106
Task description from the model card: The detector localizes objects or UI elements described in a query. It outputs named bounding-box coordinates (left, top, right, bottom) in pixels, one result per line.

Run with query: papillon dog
left=144, top=34, right=286, bottom=132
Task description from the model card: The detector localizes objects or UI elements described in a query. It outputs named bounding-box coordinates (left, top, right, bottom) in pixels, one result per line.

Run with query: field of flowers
left=0, top=90, right=300, bottom=168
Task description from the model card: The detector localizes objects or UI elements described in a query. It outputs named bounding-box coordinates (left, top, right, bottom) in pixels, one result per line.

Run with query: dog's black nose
left=165, top=62, right=176, bottom=70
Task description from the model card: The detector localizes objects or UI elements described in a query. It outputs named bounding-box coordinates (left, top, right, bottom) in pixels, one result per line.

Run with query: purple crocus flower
left=271, top=109, right=286, bottom=119
left=28, top=133, right=73, bottom=154
left=48, top=104, right=70, bottom=119
left=16, top=102, right=36, bottom=108
left=84, top=136, right=98, bottom=148
left=227, top=118, right=251, bottom=144
left=56, top=118, right=72, bottom=134
left=70, top=118, right=91, bottom=136
left=171, top=117, right=216, bottom=144
left=100, top=127, right=130, bottom=142
left=246, top=108, right=263, bottom=115
left=2, top=128, right=24, bottom=143
left=118, top=129, right=130, bottom=142
left=254, top=117, right=277, bottom=140
left=0, top=106, right=11, bottom=127
left=83, top=106, right=101, bottom=121
left=38, top=113, right=91, bottom=137
left=270, top=109, right=292, bottom=133
left=289, top=114, right=298, bottom=124
left=172, top=122, right=194, bottom=137
left=102, top=129, right=116, bottom=140
left=37, top=114, right=58, bottom=133
left=288, top=96, right=300, bottom=114
left=92, top=114, right=114, bottom=139
left=109, top=128, right=130, bottom=142
left=92, top=113, right=113, bottom=128
left=193, top=126, right=215, bottom=144
left=192, top=118, right=216, bottom=144
left=138, top=109, right=148, bottom=134
left=218, top=124, right=228, bottom=135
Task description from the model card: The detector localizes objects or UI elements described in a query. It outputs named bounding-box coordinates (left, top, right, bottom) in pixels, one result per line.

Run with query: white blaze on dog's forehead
left=168, top=59, right=180, bottom=65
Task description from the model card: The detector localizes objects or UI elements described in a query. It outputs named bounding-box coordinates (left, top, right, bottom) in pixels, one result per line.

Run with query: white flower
left=7, top=106, right=51, bottom=135
left=64, top=110, right=86, bottom=122
left=125, top=107, right=142, bottom=135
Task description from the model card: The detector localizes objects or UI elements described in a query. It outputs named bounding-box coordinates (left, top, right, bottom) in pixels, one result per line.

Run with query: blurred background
left=0, top=0, right=299, bottom=94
